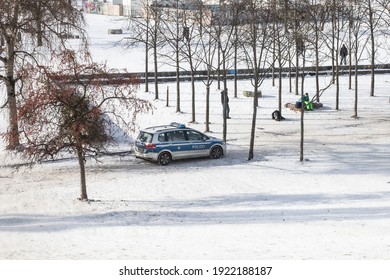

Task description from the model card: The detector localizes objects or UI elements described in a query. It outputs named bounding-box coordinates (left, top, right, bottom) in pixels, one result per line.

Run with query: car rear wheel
left=158, top=152, right=172, bottom=165
left=210, top=146, right=223, bottom=159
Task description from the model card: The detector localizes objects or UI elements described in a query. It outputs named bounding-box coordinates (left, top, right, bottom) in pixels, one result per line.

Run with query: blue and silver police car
left=134, top=122, right=226, bottom=165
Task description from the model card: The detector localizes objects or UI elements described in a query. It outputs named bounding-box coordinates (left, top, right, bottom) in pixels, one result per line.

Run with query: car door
left=186, top=129, right=210, bottom=158
left=165, top=130, right=189, bottom=159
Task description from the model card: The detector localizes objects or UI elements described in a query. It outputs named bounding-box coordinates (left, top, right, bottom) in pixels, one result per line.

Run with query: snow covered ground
left=0, top=14, right=390, bottom=261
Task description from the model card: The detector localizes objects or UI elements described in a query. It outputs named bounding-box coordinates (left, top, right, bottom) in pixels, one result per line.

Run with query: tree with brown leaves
left=16, top=50, right=152, bottom=201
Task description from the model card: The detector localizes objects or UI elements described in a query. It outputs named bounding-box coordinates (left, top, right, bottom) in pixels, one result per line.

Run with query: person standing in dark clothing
left=221, top=89, right=230, bottom=119
left=340, top=44, right=348, bottom=65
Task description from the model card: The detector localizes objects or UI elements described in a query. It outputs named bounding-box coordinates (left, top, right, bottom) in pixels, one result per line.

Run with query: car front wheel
left=158, top=152, right=172, bottom=165
left=210, top=146, right=223, bottom=159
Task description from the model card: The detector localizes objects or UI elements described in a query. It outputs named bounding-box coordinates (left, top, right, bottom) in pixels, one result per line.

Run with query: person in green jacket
left=303, top=93, right=313, bottom=110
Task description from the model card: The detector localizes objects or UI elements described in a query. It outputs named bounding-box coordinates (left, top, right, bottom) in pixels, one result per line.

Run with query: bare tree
left=304, top=0, right=329, bottom=102
left=193, top=5, right=219, bottom=132
left=158, top=0, right=186, bottom=113
left=230, top=0, right=247, bottom=98
left=241, top=0, right=273, bottom=161
left=123, top=0, right=163, bottom=98
left=365, top=0, right=376, bottom=97
left=270, top=1, right=290, bottom=117
left=0, top=0, right=86, bottom=150
left=212, top=2, right=237, bottom=142
left=179, top=3, right=204, bottom=123
left=361, top=0, right=388, bottom=97
left=15, top=50, right=152, bottom=201
left=350, top=0, right=365, bottom=118
left=284, top=0, right=311, bottom=161
left=334, top=0, right=349, bottom=110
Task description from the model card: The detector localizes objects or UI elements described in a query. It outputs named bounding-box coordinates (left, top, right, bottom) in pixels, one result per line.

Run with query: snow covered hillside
left=0, top=13, right=389, bottom=260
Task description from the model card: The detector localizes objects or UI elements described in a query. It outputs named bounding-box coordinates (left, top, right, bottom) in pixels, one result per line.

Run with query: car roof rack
left=143, top=122, right=186, bottom=132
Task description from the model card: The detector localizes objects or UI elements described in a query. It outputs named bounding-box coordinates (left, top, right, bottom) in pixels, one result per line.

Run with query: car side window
left=138, top=132, right=153, bottom=143
left=158, top=132, right=167, bottom=142
left=167, top=130, right=186, bottom=142
left=187, top=130, right=204, bottom=141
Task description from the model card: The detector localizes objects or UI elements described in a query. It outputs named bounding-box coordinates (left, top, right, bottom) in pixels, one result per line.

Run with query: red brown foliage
left=16, top=50, right=152, bottom=200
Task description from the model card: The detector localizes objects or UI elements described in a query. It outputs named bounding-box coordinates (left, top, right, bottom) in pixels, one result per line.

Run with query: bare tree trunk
left=76, top=145, right=88, bottom=201
left=175, top=58, right=180, bottom=112
left=331, top=2, right=336, bottom=84
left=300, top=49, right=307, bottom=162
left=295, top=49, right=299, bottom=95
left=335, top=41, right=340, bottom=111
left=7, top=85, right=20, bottom=150
left=145, top=36, right=149, bottom=92
left=248, top=67, right=259, bottom=161
left=205, top=81, right=211, bottom=132
left=300, top=92, right=305, bottom=162
left=353, top=36, right=359, bottom=118
left=3, top=4, right=20, bottom=150
left=153, top=46, right=159, bottom=99
left=335, top=8, right=341, bottom=111
left=144, top=4, right=150, bottom=93
left=184, top=29, right=196, bottom=123
left=272, top=20, right=276, bottom=87
left=248, top=93, right=258, bottom=161
left=217, top=33, right=221, bottom=90
left=294, top=9, right=299, bottom=96
left=348, top=18, right=353, bottom=90
left=301, top=53, right=305, bottom=96
left=277, top=31, right=282, bottom=114
left=248, top=24, right=258, bottom=161
left=222, top=50, right=227, bottom=142
left=36, top=1, right=43, bottom=47
left=284, top=0, right=292, bottom=94
left=368, top=0, right=375, bottom=97
left=288, top=49, right=292, bottom=93
left=175, top=15, right=180, bottom=113
left=191, top=74, right=196, bottom=123
left=234, top=25, right=238, bottom=98
left=6, top=40, right=20, bottom=149
left=315, top=29, right=320, bottom=102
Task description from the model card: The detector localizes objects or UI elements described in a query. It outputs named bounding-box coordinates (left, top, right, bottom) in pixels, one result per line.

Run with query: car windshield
left=137, top=132, right=153, bottom=143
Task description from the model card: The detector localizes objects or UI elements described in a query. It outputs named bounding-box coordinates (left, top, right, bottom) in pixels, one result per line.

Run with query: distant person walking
left=221, top=89, right=230, bottom=119
left=340, top=44, right=348, bottom=65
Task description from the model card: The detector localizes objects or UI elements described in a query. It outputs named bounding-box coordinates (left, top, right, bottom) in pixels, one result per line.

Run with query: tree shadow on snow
left=2, top=191, right=390, bottom=233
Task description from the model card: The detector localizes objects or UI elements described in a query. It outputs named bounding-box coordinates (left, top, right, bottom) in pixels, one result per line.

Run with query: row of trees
left=123, top=0, right=390, bottom=160
left=1, top=1, right=152, bottom=200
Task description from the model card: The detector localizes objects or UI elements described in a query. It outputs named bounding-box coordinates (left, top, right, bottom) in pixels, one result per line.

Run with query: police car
left=134, top=122, right=226, bottom=165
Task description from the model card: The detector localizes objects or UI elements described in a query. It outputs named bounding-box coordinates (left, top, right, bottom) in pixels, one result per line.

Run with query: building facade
left=82, top=0, right=143, bottom=17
